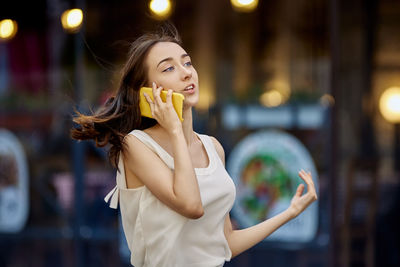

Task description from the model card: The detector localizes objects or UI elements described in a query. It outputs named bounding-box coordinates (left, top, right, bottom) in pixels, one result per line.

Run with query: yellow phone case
left=139, top=87, right=185, bottom=121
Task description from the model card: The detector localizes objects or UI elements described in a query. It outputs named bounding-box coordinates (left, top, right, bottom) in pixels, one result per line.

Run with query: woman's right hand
left=143, top=82, right=182, bottom=134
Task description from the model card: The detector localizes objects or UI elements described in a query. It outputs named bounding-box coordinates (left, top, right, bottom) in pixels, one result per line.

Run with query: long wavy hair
left=70, top=24, right=182, bottom=168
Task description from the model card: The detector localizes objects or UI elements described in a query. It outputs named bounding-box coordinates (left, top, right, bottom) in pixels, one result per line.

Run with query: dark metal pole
left=72, top=1, right=86, bottom=267
left=395, top=124, right=400, bottom=173
left=329, top=0, right=339, bottom=266
left=72, top=136, right=85, bottom=267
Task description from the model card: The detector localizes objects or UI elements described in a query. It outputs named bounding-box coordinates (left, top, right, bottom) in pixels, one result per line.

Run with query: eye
left=162, top=66, right=174, bottom=72
left=184, top=61, right=192, bottom=67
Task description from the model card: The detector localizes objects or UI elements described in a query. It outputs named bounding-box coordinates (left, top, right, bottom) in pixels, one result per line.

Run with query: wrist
left=285, top=207, right=297, bottom=220
left=167, top=126, right=184, bottom=139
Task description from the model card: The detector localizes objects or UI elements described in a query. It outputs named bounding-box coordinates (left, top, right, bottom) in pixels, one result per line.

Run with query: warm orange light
left=231, top=0, right=258, bottom=12
left=0, top=19, right=18, bottom=41
left=379, top=87, right=400, bottom=123
left=260, top=90, right=284, bottom=107
left=261, top=80, right=290, bottom=107
left=320, top=94, right=335, bottom=107
left=61, top=9, right=84, bottom=33
left=149, top=0, right=172, bottom=20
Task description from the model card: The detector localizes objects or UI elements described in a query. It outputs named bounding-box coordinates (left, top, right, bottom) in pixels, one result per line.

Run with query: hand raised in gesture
left=288, top=170, right=318, bottom=218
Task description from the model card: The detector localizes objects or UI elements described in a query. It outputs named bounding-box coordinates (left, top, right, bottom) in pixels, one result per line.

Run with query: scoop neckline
left=133, top=129, right=216, bottom=175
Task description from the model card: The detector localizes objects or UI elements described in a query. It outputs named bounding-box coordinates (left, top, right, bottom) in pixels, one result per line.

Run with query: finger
left=298, top=170, right=309, bottom=181
left=307, top=183, right=317, bottom=197
left=301, top=173, right=317, bottom=197
left=295, top=184, right=305, bottom=197
left=143, top=93, right=153, bottom=105
left=298, top=170, right=317, bottom=199
left=305, top=171, right=315, bottom=187
left=299, top=170, right=313, bottom=185
left=297, top=172, right=312, bottom=196
left=166, top=89, right=173, bottom=106
left=151, top=82, right=162, bottom=105
left=151, top=82, right=157, bottom=99
left=154, top=86, right=164, bottom=106
left=305, top=185, right=318, bottom=201
left=143, top=93, right=155, bottom=117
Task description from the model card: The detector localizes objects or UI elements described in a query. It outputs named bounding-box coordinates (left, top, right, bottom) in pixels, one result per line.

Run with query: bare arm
left=123, top=84, right=203, bottom=219
left=224, top=208, right=294, bottom=257
left=211, top=137, right=318, bottom=257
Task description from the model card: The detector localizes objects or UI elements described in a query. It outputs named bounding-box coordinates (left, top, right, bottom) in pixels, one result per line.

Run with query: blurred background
left=0, top=0, right=399, bottom=266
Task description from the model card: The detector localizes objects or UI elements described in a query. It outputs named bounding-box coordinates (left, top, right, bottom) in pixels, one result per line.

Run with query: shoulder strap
left=198, top=134, right=224, bottom=166
left=104, top=129, right=177, bottom=209
left=128, top=129, right=174, bottom=169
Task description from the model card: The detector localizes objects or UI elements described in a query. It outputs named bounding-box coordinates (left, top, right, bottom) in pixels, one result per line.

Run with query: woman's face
left=145, top=42, right=199, bottom=108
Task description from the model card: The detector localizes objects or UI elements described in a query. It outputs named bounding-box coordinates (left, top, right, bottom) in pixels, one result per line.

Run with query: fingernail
left=152, top=82, right=156, bottom=87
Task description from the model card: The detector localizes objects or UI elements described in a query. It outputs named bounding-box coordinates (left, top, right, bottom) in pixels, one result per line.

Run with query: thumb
left=295, top=184, right=305, bottom=197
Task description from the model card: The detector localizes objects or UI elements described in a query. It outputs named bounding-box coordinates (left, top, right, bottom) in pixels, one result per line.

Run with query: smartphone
left=139, top=87, right=185, bottom=121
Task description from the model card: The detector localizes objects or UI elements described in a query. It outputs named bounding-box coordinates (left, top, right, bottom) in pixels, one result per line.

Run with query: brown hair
left=70, top=24, right=182, bottom=168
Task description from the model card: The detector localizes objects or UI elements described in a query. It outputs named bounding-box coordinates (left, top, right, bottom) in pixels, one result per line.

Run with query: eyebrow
left=157, top=54, right=190, bottom=68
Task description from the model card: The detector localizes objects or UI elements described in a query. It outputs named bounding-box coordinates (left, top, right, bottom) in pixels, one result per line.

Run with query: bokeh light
left=379, top=87, right=400, bottom=123
left=320, top=94, right=335, bottom=107
left=262, top=80, right=291, bottom=106
left=260, top=90, right=284, bottom=107
left=0, top=19, right=18, bottom=41
left=149, top=0, right=172, bottom=20
left=231, top=0, right=259, bottom=12
left=61, top=9, right=84, bottom=33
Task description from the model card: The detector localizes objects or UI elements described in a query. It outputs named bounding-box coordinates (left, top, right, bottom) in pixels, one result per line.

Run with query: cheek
left=154, top=77, right=171, bottom=88
left=146, top=72, right=164, bottom=87
left=155, top=75, right=180, bottom=90
left=193, top=69, right=199, bottom=81
left=146, top=70, right=155, bottom=86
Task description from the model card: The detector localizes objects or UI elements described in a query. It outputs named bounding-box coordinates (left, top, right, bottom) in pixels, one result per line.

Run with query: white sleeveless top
left=104, top=129, right=236, bottom=267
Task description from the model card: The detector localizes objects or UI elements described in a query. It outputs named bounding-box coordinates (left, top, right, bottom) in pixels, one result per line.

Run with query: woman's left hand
left=287, top=170, right=318, bottom=218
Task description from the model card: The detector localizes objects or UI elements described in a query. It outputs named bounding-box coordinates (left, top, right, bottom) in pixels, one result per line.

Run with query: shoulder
left=123, top=130, right=142, bottom=146
left=122, top=131, right=166, bottom=169
left=208, top=136, right=225, bottom=165
left=123, top=127, right=157, bottom=146
left=123, top=129, right=153, bottom=154
left=123, top=132, right=147, bottom=155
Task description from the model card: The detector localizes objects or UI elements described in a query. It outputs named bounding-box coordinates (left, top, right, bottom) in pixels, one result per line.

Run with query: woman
left=71, top=25, right=318, bottom=267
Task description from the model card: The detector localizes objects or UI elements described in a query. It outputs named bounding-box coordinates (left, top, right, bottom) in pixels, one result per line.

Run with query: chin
left=183, top=94, right=199, bottom=108
left=183, top=100, right=198, bottom=109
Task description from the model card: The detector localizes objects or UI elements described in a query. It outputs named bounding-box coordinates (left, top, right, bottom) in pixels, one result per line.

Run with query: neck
left=152, top=106, right=196, bottom=146
left=182, top=106, right=195, bottom=146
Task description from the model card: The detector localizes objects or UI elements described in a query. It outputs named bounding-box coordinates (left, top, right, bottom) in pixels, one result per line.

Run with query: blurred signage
left=227, top=130, right=318, bottom=243
left=222, top=104, right=328, bottom=130
left=0, top=129, right=29, bottom=233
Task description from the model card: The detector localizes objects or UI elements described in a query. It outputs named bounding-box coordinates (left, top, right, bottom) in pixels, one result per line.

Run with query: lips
left=183, top=84, right=196, bottom=94
left=184, top=84, right=194, bottom=91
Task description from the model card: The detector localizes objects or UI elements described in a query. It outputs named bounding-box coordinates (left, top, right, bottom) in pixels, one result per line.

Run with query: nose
left=180, top=65, right=192, bottom=80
